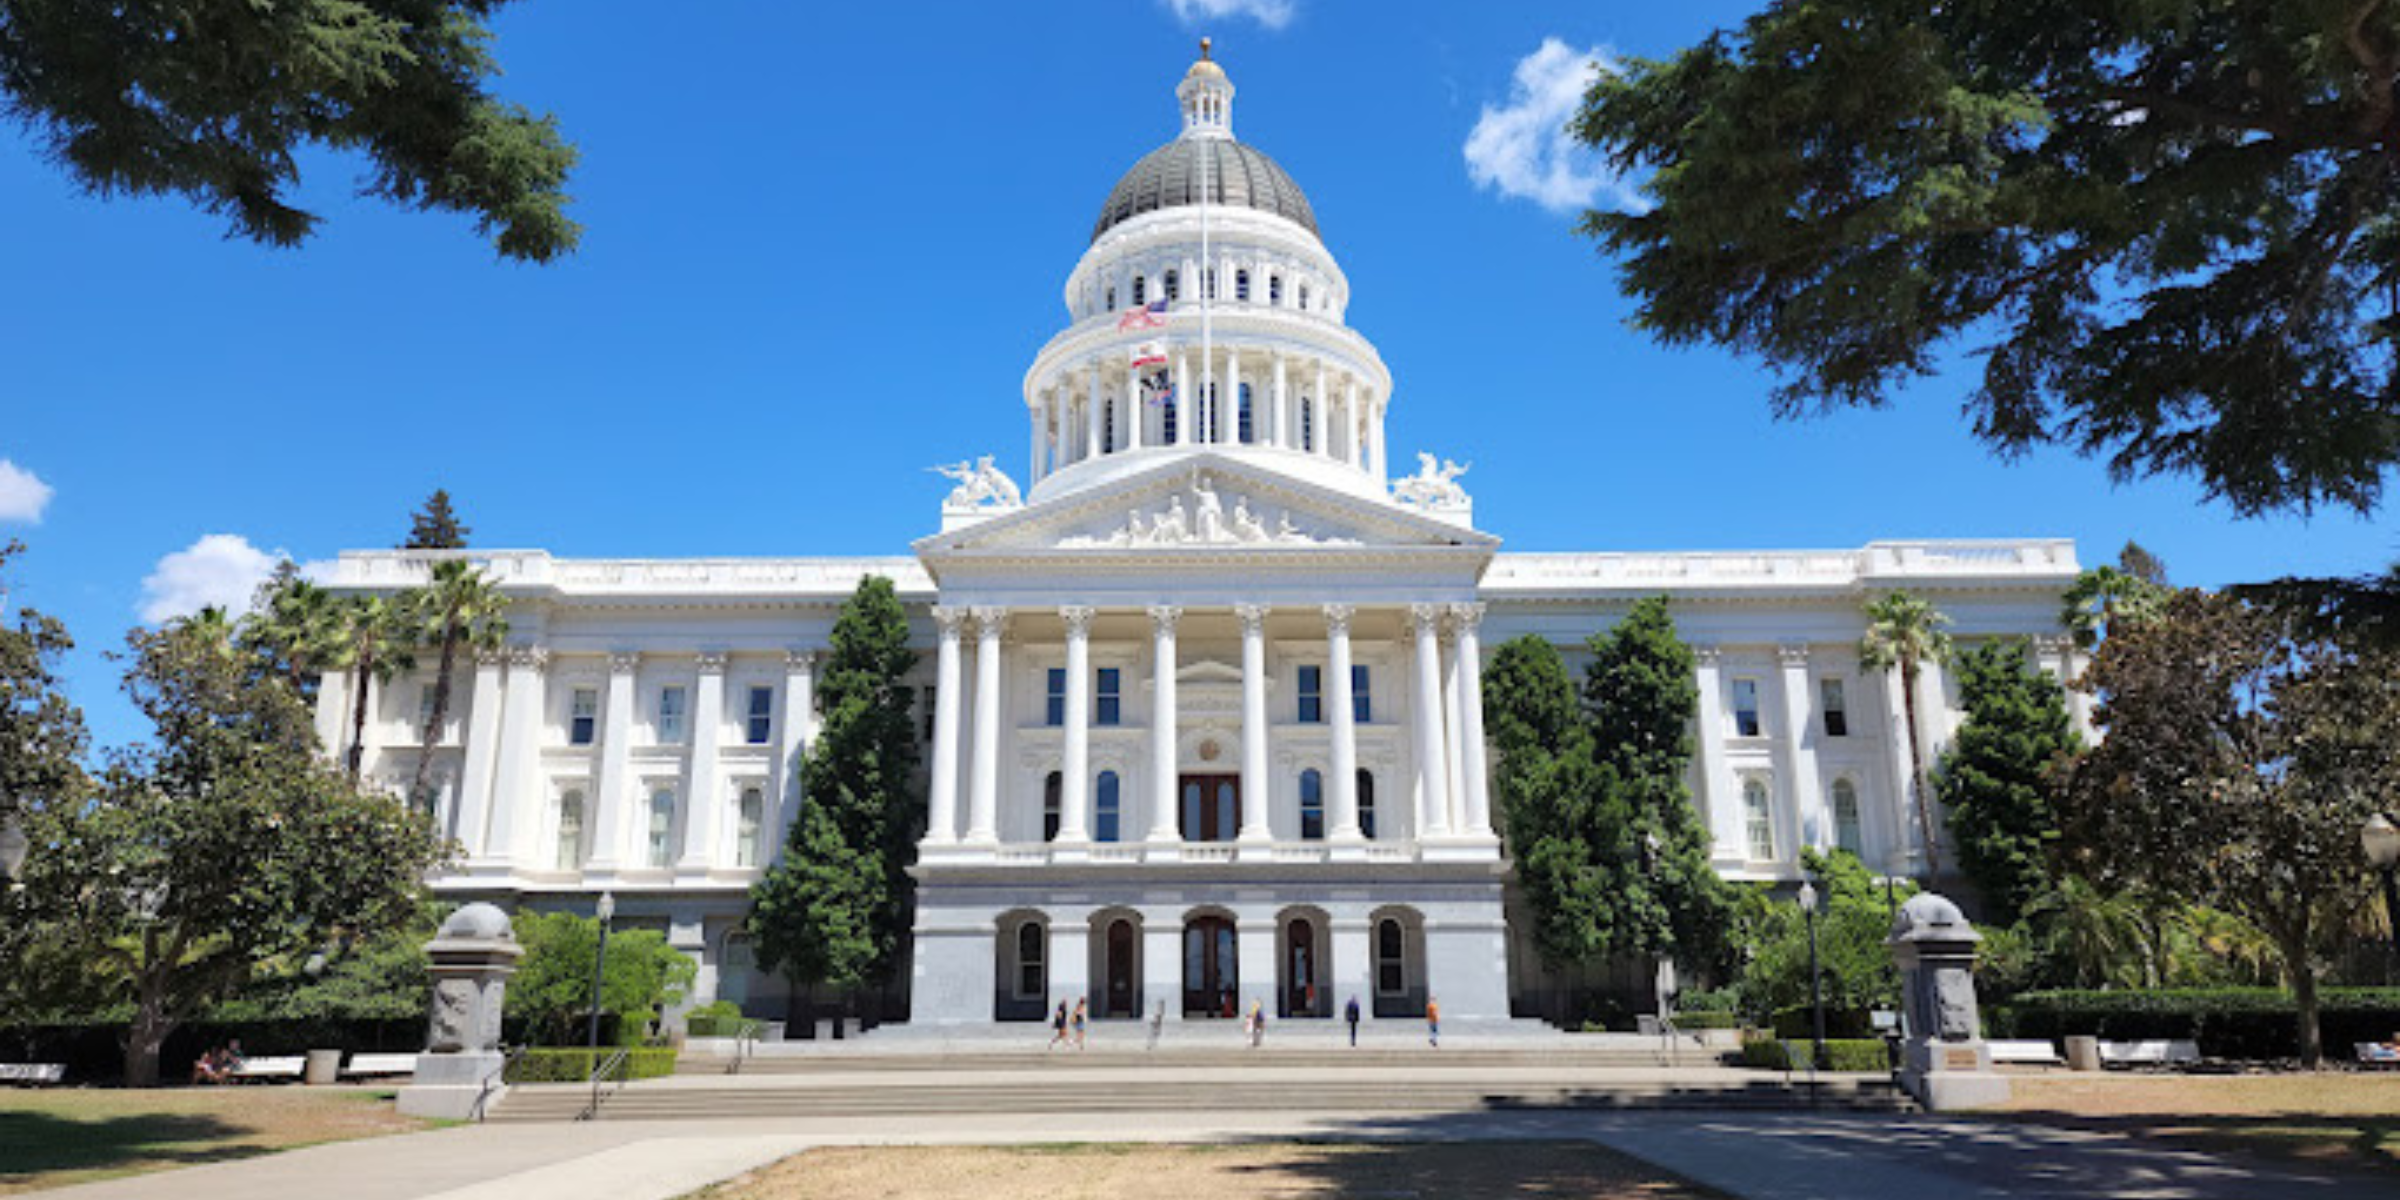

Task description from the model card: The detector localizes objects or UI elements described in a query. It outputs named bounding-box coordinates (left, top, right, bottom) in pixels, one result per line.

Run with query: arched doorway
left=1103, top=916, right=1139, bottom=1019
left=1370, top=907, right=1428, bottom=1019
left=1280, top=913, right=1328, bottom=1018
left=1182, top=913, right=1238, bottom=1017
left=993, top=910, right=1049, bottom=1022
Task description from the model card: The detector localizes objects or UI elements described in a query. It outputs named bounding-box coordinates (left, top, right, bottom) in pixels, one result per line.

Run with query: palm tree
left=1860, top=590, right=1954, bottom=878
left=245, top=571, right=344, bottom=701
left=406, top=560, right=510, bottom=805
left=327, top=595, right=412, bottom=782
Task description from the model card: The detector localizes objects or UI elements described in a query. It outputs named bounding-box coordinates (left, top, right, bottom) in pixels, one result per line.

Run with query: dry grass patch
left=699, top=1142, right=1722, bottom=1200
left=0, top=1086, right=429, bottom=1194
left=1987, top=1073, right=2400, bottom=1175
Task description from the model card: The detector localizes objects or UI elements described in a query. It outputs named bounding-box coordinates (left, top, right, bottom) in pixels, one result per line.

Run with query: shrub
left=1739, top=1038, right=1889, bottom=1072
left=1770, top=1006, right=1874, bottom=1039
left=1669, top=1011, right=1741, bottom=1030
left=1992, top=988, right=2400, bottom=1060
left=503, top=1047, right=678, bottom=1084
left=1676, top=988, right=1739, bottom=1013
left=684, top=1015, right=764, bottom=1038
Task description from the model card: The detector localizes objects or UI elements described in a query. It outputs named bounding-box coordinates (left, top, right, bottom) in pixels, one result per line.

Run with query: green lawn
left=0, top=1086, right=428, bottom=1194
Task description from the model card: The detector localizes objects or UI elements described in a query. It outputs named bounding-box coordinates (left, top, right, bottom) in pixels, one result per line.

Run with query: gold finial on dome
left=1200, top=37, right=1212, bottom=60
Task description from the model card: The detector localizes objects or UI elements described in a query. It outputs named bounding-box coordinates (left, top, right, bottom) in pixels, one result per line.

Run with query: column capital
left=1233, top=603, right=1270, bottom=635
left=1693, top=644, right=1723, bottom=667
left=784, top=647, right=819, bottom=672
left=1060, top=605, right=1097, bottom=637
left=2031, top=633, right=2073, bottom=655
left=475, top=647, right=508, bottom=668
left=1147, top=604, right=1184, bottom=634
left=1321, top=603, right=1355, bottom=637
left=1777, top=644, right=1810, bottom=668
left=506, top=645, right=550, bottom=671
left=695, top=651, right=729, bottom=675
left=607, top=651, right=641, bottom=675
left=1406, top=602, right=1446, bottom=637
left=970, top=606, right=1008, bottom=636
left=1447, top=602, right=1486, bottom=632
left=931, top=605, right=970, bottom=636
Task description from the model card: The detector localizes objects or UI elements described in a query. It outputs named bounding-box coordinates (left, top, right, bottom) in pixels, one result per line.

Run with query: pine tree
left=1934, top=639, right=2081, bottom=925
left=746, top=577, right=920, bottom=1007
left=403, top=491, right=472, bottom=550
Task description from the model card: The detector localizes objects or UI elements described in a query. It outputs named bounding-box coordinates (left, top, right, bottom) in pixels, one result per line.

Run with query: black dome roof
left=1091, top=138, right=1319, bottom=243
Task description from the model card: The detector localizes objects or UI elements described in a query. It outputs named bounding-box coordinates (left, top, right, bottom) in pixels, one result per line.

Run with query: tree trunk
left=124, top=988, right=175, bottom=1088
left=346, top=653, right=373, bottom=782
left=1899, top=659, right=1941, bottom=877
left=2281, top=914, right=2324, bottom=1068
left=411, top=623, right=461, bottom=806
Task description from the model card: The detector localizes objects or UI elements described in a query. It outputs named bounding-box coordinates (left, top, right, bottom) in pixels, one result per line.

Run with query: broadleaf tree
left=1932, top=638, right=2081, bottom=925
left=0, top=540, right=85, bottom=831
left=0, top=0, right=580, bottom=260
left=746, top=576, right=920, bottom=1017
left=1574, top=0, right=2400, bottom=516
left=505, top=910, right=695, bottom=1046
left=2057, top=590, right=2400, bottom=1065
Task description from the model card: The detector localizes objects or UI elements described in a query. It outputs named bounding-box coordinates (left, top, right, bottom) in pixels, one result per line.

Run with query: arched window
left=1358, top=770, right=1377, bottom=840
left=1269, top=275, right=1283, bottom=306
left=1016, top=921, right=1046, bottom=999
left=1043, top=771, right=1063, bottom=843
left=646, top=787, right=677, bottom=867
left=1095, top=771, right=1121, bottom=843
left=1299, top=769, right=1325, bottom=841
left=736, top=786, right=765, bottom=868
left=1742, top=778, right=1774, bottom=861
left=1164, top=269, right=1180, bottom=301
left=1831, top=778, right=1862, bottom=855
left=1131, top=275, right=1147, bottom=306
left=1376, top=918, right=1405, bottom=994
left=1235, top=269, right=1251, bottom=302
left=1300, top=396, right=1314, bottom=451
left=1104, top=395, right=1117, bottom=453
left=555, top=789, right=585, bottom=870
left=1237, top=383, right=1255, bottom=444
left=1298, top=283, right=1310, bottom=311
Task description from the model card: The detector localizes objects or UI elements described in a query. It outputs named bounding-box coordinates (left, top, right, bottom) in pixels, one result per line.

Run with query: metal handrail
left=726, top=1019, right=765, bottom=1075
left=578, top=1046, right=632, bottom=1122
left=471, top=1045, right=528, bottom=1123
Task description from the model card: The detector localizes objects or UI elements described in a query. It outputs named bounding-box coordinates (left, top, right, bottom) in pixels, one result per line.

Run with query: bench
left=341, top=1053, right=418, bottom=1079
left=2099, top=1039, right=2201, bottom=1067
left=230, top=1055, right=306, bottom=1083
left=1988, top=1039, right=2064, bottom=1066
left=2358, top=1043, right=2400, bottom=1069
left=0, top=1063, right=65, bottom=1086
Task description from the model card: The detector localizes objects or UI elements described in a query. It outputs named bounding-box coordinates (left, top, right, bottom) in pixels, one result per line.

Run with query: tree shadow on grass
left=1987, top=1108, right=2400, bottom=1179
left=0, top=1109, right=277, bottom=1186
left=1221, top=1138, right=1732, bottom=1199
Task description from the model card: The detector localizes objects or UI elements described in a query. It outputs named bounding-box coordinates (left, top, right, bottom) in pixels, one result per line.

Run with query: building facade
left=322, top=50, right=2082, bottom=1030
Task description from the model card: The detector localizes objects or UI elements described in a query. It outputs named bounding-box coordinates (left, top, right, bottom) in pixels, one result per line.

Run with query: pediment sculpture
left=933, top=456, right=1025, bottom=510
left=1059, top=472, right=1359, bottom=548
left=1391, top=452, right=1470, bottom=510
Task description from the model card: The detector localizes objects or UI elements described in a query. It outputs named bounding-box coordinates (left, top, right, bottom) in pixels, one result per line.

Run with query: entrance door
left=1179, top=774, right=1239, bottom=842
left=1285, top=918, right=1316, bottom=1017
left=1182, top=916, right=1237, bottom=1016
left=1105, top=919, right=1136, bottom=1018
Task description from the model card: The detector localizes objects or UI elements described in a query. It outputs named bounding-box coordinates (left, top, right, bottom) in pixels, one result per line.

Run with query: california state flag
left=1131, top=341, right=1167, bottom=369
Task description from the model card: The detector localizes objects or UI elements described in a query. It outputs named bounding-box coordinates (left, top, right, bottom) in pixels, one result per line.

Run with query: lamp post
left=586, top=891, right=615, bottom=1053
left=2364, top=814, right=2400, bottom=980
left=1798, top=879, right=1828, bottom=1076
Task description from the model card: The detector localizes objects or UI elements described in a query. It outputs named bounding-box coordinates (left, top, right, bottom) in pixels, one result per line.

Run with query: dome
left=1091, top=138, right=1320, bottom=244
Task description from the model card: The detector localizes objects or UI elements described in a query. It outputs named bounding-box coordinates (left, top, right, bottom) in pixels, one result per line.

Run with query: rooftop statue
left=1392, top=453, right=1470, bottom=509
left=935, top=456, right=1024, bottom=509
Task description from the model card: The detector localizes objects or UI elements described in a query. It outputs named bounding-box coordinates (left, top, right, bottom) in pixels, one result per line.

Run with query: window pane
left=659, top=686, right=687, bottom=743
left=648, top=789, right=676, bottom=867
left=1833, top=780, right=1862, bottom=854
left=1043, top=772, right=1062, bottom=843
left=1096, top=772, right=1120, bottom=843
left=1743, top=780, right=1773, bottom=861
left=1045, top=668, right=1066, bottom=727
left=1300, top=770, right=1323, bottom=841
left=1352, top=665, right=1372, bottom=723
left=1297, top=665, right=1322, bottom=724
left=1732, top=678, right=1761, bottom=737
left=1358, top=770, right=1376, bottom=840
left=1096, top=668, right=1121, bottom=726
left=737, top=787, right=764, bottom=867
left=1820, top=678, right=1848, bottom=737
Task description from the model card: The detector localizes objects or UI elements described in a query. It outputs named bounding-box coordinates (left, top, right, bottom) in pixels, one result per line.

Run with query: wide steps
left=490, top=1074, right=1907, bottom=1122
left=677, top=1049, right=1726, bottom=1075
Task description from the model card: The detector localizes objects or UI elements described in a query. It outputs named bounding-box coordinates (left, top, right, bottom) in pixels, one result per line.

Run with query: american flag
left=1117, top=298, right=1169, bottom=331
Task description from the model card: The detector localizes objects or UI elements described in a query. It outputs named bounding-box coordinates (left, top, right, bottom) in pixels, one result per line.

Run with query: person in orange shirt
left=1425, top=996, right=1440, bottom=1048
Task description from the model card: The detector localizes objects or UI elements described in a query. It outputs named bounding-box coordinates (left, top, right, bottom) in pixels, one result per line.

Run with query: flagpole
left=1199, top=40, right=1212, bottom=446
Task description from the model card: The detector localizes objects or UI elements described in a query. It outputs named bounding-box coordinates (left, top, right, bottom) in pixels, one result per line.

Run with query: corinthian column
left=1325, top=604, right=1361, bottom=841
left=1147, top=605, right=1183, bottom=845
left=965, top=608, right=1006, bottom=844
left=1451, top=604, right=1493, bottom=839
left=677, top=651, right=728, bottom=871
left=1236, top=603, right=1272, bottom=843
left=1059, top=606, right=1095, bottom=843
left=587, top=651, right=640, bottom=871
left=453, top=648, right=506, bottom=859
left=482, top=646, right=548, bottom=866
left=925, top=607, right=967, bottom=845
left=1408, top=605, right=1452, bottom=838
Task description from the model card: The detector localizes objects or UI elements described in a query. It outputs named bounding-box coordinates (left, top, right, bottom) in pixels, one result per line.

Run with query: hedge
left=503, top=1047, right=679, bottom=1084
left=1739, top=1038, right=1889, bottom=1072
left=684, top=1015, right=765, bottom=1038
left=1669, top=1012, right=1741, bottom=1030
left=1991, top=988, right=2400, bottom=1060
left=1770, top=1006, right=1875, bottom=1039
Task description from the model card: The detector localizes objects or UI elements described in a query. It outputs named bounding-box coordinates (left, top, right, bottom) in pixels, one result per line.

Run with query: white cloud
left=138, top=534, right=282, bottom=624
left=0, top=460, right=54, bottom=523
left=1464, top=38, right=1645, bottom=215
left=1163, top=0, right=1295, bottom=31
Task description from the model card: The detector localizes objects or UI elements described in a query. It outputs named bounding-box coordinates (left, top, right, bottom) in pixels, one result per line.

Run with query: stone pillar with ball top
left=397, top=902, right=525, bottom=1120
left=1888, top=892, right=2009, bottom=1111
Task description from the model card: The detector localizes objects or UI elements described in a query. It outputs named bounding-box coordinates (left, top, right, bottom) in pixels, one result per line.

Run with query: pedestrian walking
left=1049, top=1000, right=1069, bottom=1050
left=1072, top=997, right=1088, bottom=1050
left=1344, top=995, right=1361, bottom=1047
left=1426, top=996, right=1440, bottom=1048
left=1248, top=999, right=1265, bottom=1048
left=1146, top=999, right=1165, bottom=1051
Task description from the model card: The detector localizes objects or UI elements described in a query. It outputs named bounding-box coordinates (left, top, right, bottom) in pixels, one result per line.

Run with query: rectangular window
left=1731, top=677, right=1762, bottom=738
left=646, top=788, right=676, bottom=867
left=1299, top=770, right=1325, bottom=841
left=921, top=686, right=938, bottom=743
left=1352, top=664, right=1372, bottom=723
left=1096, top=667, right=1121, bottom=726
left=555, top=790, right=585, bottom=870
left=745, top=686, right=775, bottom=745
left=569, top=688, right=598, bottom=746
left=657, top=686, right=687, bottom=743
left=1297, top=665, right=1323, bottom=723
left=1820, top=678, right=1849, bottom=737
left=736, top=786, right=765, bottom=868
left=417, top=685, right=438, bottom=733
left=1743, top=780, right=1775, bottom=861
left=1045, top=667, right=1066, bottom=727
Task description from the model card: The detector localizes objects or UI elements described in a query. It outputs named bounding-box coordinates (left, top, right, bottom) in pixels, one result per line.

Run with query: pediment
left=915, top=453, right=1497, bottom=560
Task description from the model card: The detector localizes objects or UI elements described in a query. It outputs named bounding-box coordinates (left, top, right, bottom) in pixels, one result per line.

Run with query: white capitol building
left=322, top=49, right=2082, bottom=1030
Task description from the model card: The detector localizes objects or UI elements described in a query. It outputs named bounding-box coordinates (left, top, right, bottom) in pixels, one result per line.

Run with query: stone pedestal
left=2065, top=1034, right=2102, bottom=1072
left=397, top=903, right=525, bottom=1121
left=1888, top=892, right=2009, bottom=1112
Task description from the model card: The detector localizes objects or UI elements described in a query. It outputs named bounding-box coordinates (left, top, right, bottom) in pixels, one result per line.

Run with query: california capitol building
left=321, top=49, right=2082, bottom=1032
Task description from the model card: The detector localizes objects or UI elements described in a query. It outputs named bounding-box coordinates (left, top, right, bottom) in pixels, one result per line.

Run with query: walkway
left=37, top=1103, right=2390, bottom=1200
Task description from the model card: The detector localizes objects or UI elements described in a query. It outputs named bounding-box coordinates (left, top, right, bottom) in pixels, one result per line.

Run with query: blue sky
left=1, top=0, right=2391, bottom=753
